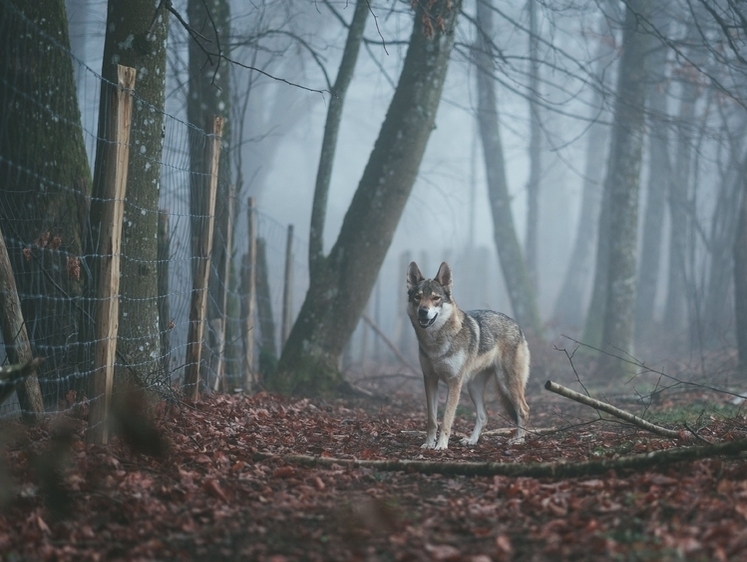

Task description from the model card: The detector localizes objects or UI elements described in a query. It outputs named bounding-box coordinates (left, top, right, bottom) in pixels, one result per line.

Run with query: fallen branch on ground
left=361, top=313, right=420, bottom=375
left=545, top=380, right=682, bottom=440
left=253, top=439, right=747, bottom=478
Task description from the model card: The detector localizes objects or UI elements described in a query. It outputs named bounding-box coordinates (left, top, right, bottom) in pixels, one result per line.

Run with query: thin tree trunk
left=598, top=0, right=652, bottom=376
left=734, top=154, right=747, bottom=371
left=309, top=0, right=369, bottom=279
left=272, top=0, right=463, bottom=395
left=525, top=0, right=541, bottom=293
left=475, top=0, right=541, bottom=335
left=635, top=28, right=671, bottom=340
left=553, top=14, right=615, bottom=330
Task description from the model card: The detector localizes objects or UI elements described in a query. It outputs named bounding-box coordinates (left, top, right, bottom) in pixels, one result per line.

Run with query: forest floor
left=2, top=344, right=747, bottom=561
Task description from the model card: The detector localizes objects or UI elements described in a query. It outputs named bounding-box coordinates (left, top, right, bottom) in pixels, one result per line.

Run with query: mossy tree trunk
left=0, top=0, right=90, bottom=402
left=271, top=0, right=463, bottom=395
left=93, top=0, right=169, bottom=388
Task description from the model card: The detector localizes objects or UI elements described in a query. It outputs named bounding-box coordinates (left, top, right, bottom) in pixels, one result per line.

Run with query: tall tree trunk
left=734, top=156, right=747, bottom=371
left=703, top=133, right=745, bottom=345
left=271, top=0, right=463, bottom=395
left=635, top=16, right=671, bottom=340
left=187, top=0, right=233, bottom=378
left=525, top=0, right=541, bottom=293
left=663, top=68, right=698, bottom=337
left=553, top=13, right=616, bottom=330
left=0, top=0, right=90, bottom=401
left=475, top=0, right=541, bottom=335
left=597, top=0, right=652, bottom=375
left=94, top=0, right=169, bottom=388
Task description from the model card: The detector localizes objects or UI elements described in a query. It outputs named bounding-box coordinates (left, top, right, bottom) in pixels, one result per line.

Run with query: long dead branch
left=545, top=380, right=682, bottom=439
left=254, top=439, right=747, bottom=479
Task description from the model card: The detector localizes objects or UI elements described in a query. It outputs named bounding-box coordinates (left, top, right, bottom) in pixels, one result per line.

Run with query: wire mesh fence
left=0, top=1, right=308, bottom=426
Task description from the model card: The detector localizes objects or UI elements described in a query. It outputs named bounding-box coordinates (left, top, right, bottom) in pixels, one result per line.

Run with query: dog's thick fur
left=407, top=261, right=530, bottom=450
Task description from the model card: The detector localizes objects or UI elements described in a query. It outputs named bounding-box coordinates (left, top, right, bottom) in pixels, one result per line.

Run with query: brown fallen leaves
left=0, top=390, right=746, bottom=561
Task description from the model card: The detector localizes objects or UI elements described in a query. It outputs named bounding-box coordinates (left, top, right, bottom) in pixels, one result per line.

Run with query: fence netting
left=0, top=1, right=308, bottom=422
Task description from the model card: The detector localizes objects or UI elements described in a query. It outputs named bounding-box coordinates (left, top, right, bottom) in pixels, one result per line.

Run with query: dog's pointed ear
left=407, top=262, right=423, bottom=290
left=435, top=262, right=452, bottom=291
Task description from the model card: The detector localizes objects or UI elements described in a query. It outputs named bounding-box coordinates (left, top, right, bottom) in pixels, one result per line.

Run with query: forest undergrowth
left=1, top=345, right=747, bottom=561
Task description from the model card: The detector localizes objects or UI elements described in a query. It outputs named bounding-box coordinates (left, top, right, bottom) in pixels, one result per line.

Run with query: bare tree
left=635, top=8, right=672, bottom=341
left=271, top=0, right=463, bottom=394
left=595, top=0, right=653, bottom=375
left=474, top=0, right=541, bottom=336
left=552, top=10, right=616, bottom=330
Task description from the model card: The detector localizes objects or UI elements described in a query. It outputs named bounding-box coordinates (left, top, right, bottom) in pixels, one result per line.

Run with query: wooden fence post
left=255, top=238, right=277, bottom=361
left=0, top=225, right=44, bottom=423
left=212, top=184, right=235, bottom=392
left=88, top=65, right=136, bottom=444
left=281, top=224, right=294, bottom=346
left=241, top=198, right=257, bottom=390
left=157, top=209, right=171, bottom=380
left=184, top=115, right=223, bottom=401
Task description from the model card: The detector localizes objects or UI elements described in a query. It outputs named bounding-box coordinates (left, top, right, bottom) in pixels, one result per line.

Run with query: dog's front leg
left=436, top=377, right=463, bottom=450
left=421, top=373, right=439, bottom=449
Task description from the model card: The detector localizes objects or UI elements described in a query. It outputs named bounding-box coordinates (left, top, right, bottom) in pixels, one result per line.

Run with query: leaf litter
left=1, top=381, right=747, bottom=561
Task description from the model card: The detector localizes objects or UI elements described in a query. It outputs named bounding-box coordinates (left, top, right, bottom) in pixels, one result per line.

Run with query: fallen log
left=544, top=380, right=681, bottom=439
left=253, top=439, right=747, bottom=479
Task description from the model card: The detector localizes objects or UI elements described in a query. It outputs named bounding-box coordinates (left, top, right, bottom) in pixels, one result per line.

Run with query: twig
left=544, top=380, right=682, bottom=440
left=253, top=439, right=747, bottom=478
left=361, top=313, right=420, bottom=375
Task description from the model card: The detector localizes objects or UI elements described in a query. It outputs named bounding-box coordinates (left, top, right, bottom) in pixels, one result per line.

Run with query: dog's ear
left=407, top=262, right=423, bottom=290
left=435, top=262, right=452, bottom=291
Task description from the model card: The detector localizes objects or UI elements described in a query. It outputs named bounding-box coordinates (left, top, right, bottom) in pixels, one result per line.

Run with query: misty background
left=60, top=0, right=745, bottom=373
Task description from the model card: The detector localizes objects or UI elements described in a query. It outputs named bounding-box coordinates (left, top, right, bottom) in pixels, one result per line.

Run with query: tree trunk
left=0, top=0, right=90, bottom=401
left=552, top=13, right=615, bottom=330
left=734, top=155, right=747, bottom=371
left=663, top=72, right=697, bottom=337
left=308, top=0, right=369, bottom=279
left=475, top=0, right=541, bottom=335
left=635, top=14, right=671, bottom=340
left=94, top=0, right=169, bottom=388
left=525, top=0, right=541, bottom=293
left=187, top=0, right=234, bottom=378
left=271, top=0, right=463, bottom=395
left=597, top=0, right=652, bottom=376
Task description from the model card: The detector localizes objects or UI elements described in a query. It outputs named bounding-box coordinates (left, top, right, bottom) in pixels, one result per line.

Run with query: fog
left=64, top=0, right=747, bottom=369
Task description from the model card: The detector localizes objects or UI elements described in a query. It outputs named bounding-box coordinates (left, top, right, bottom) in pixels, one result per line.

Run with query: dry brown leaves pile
left=1, top=385, right=747, bottom=561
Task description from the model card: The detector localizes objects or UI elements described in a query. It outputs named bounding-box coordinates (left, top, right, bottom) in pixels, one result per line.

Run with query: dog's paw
left=460, top=437, right=478, bottom=446
left=508, top=436, right=525, bottom=446
left=434, top=439, right=449, bottom=450
left=421, top=441, right=435, bottom=449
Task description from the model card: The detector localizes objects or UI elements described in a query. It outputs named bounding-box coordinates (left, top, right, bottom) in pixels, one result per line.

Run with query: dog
left=406, top=261, right=530, bottom=450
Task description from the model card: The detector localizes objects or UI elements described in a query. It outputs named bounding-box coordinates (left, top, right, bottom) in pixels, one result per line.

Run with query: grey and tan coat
left=407, top=262, right=530, bottom=450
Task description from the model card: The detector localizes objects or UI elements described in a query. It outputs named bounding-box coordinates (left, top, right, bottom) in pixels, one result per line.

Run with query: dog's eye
left=432, top=295, right=441, bottom=301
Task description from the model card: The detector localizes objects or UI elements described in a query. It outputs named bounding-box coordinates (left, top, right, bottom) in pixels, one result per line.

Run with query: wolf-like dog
left=406, top=261, right=530, bottom=450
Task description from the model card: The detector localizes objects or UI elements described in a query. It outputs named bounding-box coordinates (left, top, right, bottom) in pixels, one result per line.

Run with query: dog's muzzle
left=418, top=308, right=438, bottom=328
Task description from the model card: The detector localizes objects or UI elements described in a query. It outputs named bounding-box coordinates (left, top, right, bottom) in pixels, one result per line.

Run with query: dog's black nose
left=418, top=308, right=429, bottom=319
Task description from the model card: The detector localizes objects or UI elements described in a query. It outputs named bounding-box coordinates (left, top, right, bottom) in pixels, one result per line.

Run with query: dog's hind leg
left=495, top=367, right=530, bottom=445
left=461, top=370, right=490, bottom=446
